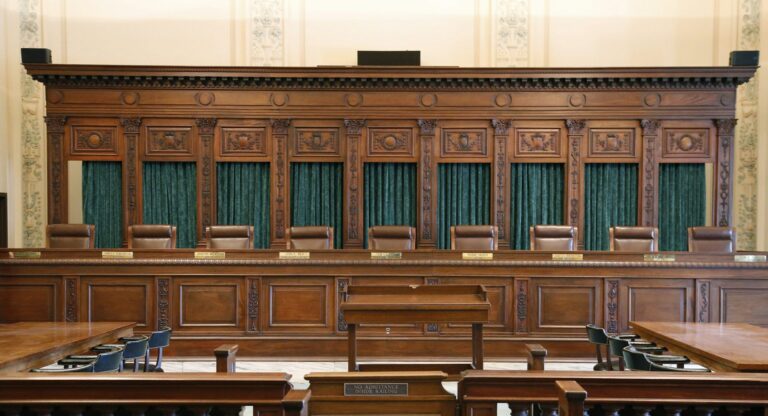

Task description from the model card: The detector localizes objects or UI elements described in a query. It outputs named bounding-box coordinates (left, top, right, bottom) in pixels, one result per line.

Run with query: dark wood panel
left=530, top=278, right=602, bottom=335
left=709, top=279, right=768, bottom=327
left=81, top=277, right=153, bottom=328
left=263, top=277, right=333, bottom=333
left=172, top=277, right=244, bottom=332
left=439, top=277, right=512, bottom=334
left=619, top=278, right=694, bottom=332
left=0, top=280, right=59, bottom=322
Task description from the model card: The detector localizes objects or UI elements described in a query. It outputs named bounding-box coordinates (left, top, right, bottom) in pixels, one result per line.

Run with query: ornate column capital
left=343, top=119, right=367, bottom=135
left=715, top=119, right=737, bottom=135
left=195, top=118, right=218, bottom=135
left=120, top=117, right=142, bottom=134
left=491, top=119, right=512, bottom=135
left=270, top=119, right=292, bottom=135
left=566, top=119, right=586, bottom=135
left=44, top=115, right=67, bottom=133
left=418, top=119, right=438, bottom=135
left=640, top=119, right=661, bottom=135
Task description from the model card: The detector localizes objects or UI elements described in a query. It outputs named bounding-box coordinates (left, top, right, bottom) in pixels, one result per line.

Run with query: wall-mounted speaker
left=21, top=48, right=52, bottom=64
left=729, top=50, right=759, bottom=66
left=357, top=51, right=420, bottom=66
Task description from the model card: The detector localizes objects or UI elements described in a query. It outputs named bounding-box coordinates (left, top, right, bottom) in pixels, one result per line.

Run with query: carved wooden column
left=640, top=120, right=661, bottom=227
left=45, top=115, right=67, bottom=224
left=492, top=119, right=511, bottom=248
left=714, top=119, right=737, bottom=227
left=565, top=119, right=585, bottom=248
left=196, top=118, right=217, bottom=247
left=344, top=119, right=366, bottom=248
left=120, top=118, right=142, bottom=245
left=270, top=119, right=291, bottom=248
left=418, top=119, right=438, bottom=248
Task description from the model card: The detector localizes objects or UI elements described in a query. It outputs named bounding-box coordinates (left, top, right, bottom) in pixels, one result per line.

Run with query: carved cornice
left=491, top=119, right=512, bottom=135
left=343, top=119, right=367, bottom=135
left=418, top=119, right=438, bottom=135
left=25, top=65, right=756, bottom=90
left=641, top=119, right=661, bottom=135
left=565, top=119, right=586, bottom=135
left=715, top=118, right=738, bottom=135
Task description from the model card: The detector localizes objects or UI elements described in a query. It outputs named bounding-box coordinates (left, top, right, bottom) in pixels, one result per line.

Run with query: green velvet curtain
left=509, top=163, right=564, bottom=250
left=363, top=163, right=417, bottom=248
left=142, top=162, right=197, bottom=248
left=437, top=163, right=490, bottom=249
left=584, top=163, right=638, bottom=250
left=217, top=162, right=270, bottom=248
left=82, top=161, right=123, bottom=248
left=290, top=162, right=343, bottom=248
left=659, top=163, right=706, bottom=251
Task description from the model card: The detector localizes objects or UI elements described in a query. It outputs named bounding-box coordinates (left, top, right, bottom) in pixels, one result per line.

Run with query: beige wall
left=1, top=0, right=765, bottom=248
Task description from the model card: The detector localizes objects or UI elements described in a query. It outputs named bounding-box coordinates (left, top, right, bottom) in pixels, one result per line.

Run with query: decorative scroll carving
left=588, top=130, right=635, bottom=157
left=337, top=278, right=350, bottom=331
left=441, top=130, right=487, bottom=157
left=716, top=119, right=737, bottom=227
left=697, top=280, right=710, bottom=323
left=368, top=129, right=413, bottom=156
left=295, top=129, right=339, bottom=155
left=515, top=278, right=528, bottom=333
left=248, top=278, right=259, bottom=332
left=418, top=120, right=437, bottom=246
left=72, top=128, right=117, bottom=155
left=222, top=128, right=266, bottom=156
left=45, top=116, right=67, bottom=224
left=345, top=120, right=366, bottom=245
left=566, top=120, right=584, bottom=230
left=121, top=118, right=141, bottom=228
left=606, top=280, right=619, bottom=334
left=426, top=278, right=439, bottom=332
left=640, top=120, right=660, bottom=227
left=147, top=128, right=192, bottom=155
left=65, top=277, right=77, bottom=322
left=271, top=119, right=291, bottom=241
left=663, top=129, right=709, bottom=158
left=197, top=119, right=217, bottom=236
left=515, top=129, right=559, bottom=157
left=494, top=124, right=509, bottom=241
left=157, top=278, right=170, bottom=329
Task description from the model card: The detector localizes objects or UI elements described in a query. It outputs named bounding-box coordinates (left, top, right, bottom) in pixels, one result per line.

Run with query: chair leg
left=156, top=348, right=163, bottom=371
left=133, top=358, right=138, bottom=372
left=605, top=345, right=613, bottom=371
left=144, top=350, right=150, bottom=372
left=618, top=357, right=625, bottom=371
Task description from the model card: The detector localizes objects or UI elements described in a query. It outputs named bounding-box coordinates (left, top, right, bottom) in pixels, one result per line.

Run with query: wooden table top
left=630, top=321, right=768, bottom=371
left=343, top=285, right=490, bottom=310
left=0, top=322, right=135, bottom=372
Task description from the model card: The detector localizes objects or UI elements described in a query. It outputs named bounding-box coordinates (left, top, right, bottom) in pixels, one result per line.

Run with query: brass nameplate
left=344, top=383, right=408, bottom=396
left=462, top=252, right=494, bottom=260
left=644, top=254, right=676, bottom=262
left=279, top=251, right=310, bottom=260
left=194, top=251, right=226, bottom=259
left=102, top=251, right=133, bottom=259
left=371, top=252, right=402, bottom=260
left=734, top=254, right=767, bottom=263
left=552, top=253, right=583, bottom=261
left=10, top=251, right=41, bottom=259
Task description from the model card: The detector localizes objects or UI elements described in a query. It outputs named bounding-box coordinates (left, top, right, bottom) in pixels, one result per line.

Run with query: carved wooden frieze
left=71, top=127, right=118, bottom=156
left=662, top=129, right=711, bottom=159
left=514, top=129, right=560, bottom=158
left=440, top=129, right=487, bottom=157
left=588, top=129, right=635, bottom=158
left=294, top=128, right=340, bottom=156
left=367, top=128, right=413, bottom=157
left=221, top=127, right=267, bottom=157
left=146, top=127, right=193, bottom=157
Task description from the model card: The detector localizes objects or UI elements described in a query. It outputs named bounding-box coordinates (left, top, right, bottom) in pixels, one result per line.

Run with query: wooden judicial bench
left=2, top=249, right=768, bottom=359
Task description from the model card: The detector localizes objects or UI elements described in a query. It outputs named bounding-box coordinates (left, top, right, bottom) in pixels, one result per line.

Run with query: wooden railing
left=0, top=373, right=309, bottom=416
left=459, top=370, right=768, bottom=416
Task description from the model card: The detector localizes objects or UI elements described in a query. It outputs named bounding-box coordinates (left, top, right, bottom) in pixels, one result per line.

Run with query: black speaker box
left=357, top=51, right=420, bottom=66
left=21, top=48, right=52, bottom=64
left=729, top=50, right=759, bottom=66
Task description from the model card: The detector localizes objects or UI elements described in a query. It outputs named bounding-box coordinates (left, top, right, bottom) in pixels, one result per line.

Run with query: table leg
left=348, top=323, right=358, bottom=371
left=472, top=323, right=484, bottom=370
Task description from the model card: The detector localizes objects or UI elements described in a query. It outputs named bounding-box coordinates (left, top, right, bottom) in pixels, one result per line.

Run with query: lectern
left=341, top=285, right=490, bottom=375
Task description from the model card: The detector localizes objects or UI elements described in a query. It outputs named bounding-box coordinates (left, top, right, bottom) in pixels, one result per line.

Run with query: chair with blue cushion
left=58, top=347, right=124, bottom=373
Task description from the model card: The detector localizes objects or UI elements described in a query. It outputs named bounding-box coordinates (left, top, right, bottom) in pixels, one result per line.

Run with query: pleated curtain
left=82, top=161, right=123, bottom=248
left=216, top=162, right=270, bottom=248
left=363, top=163, right=417, bottom=248
left=437, top=163, right=490, bottom=249
left=142, top=162, right=197, bottom=248
left=509, top=163, right=564, bottom=250
left=583, top=163, right=638, bottom=251
left=290, top=162, right=344, bottom=248
left=659, top=163, right=706, bottom=251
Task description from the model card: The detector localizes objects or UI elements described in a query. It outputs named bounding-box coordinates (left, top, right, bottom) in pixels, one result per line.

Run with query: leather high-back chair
left=127, top=225, right=177, bottom=249
left=206, top=225, right=254, bottom=249
left=610, top=226, right=659, bottom=252
left=688, top=226, right=736, bottom=254
left=450, top=225, right=498, bottom=251
left=368, top=226, right=416, bottom=250
left=286, top=226, right=334, bottom=250
left=46, top=224, right=96, bottom=249
left=529, top=225, right=578, bottom=251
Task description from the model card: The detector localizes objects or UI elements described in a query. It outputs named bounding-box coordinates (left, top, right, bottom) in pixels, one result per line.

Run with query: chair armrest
left=616, top=334, right=639, bottom=340
left=649, top=361, right=711, bottom=372
left=632, top=346, right=666, bottom=354
left=119, top=336, right=144, bottom=341
left=92, top=345, right=123, bottom=351
left=646, top=355, right=690, bottom=365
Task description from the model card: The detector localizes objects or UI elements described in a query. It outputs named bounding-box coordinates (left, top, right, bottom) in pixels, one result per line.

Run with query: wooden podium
left=341, top=285, right=490, bottom=375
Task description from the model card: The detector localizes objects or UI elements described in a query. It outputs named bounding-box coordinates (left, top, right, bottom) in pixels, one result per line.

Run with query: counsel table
left=630, top=321, right=768, bottom=372
left=341, top=285, right=490, bottom=375
left=0, top=322, right=135, bottom=372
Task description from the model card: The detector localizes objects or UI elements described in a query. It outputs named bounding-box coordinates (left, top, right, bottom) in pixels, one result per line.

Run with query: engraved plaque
left=344, top=383, right=408, bottom=396
left=552, top=253, right=583, bottom=261
left=279, top=251, right=310, bottom=259
left=371, top=252, right=403, bottom=259
left=194, top=251, right=226, bottom=259
left=462, top=252, right=494, bottom=260
left=221, top=127, right=266, bottom=156
left=734, top=255, right=767, bottom=262
left=10, top=251, right=41, bottom=259
left=294, top=128, right=340, bottom=156
left=102, top=251, right=134, bottom=259
left=644, top=254, right=676, bottom=262
left=441, top=129, right=488, bottom=157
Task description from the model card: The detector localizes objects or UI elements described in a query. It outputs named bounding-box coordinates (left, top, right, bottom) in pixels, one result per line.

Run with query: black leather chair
left=59, top=347, right=124, bottom=373
left=585, top=324, right=640, bottom=371
left=607, top=336, right=664, bottom=371
left=31, top=361, right=97, bottom=373
left=92, top=335, right=149, bottom=372
left=622, top=346, right=703, bottom=372
left=121, top=327, right=172, bottom=372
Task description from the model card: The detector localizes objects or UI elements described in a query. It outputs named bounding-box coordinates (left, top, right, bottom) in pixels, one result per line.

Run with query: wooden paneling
left=583, top=121, right=641, bottom=162
left=81, top=277, right=154, bottom=329
left=510, top=121, right=567, bottom=163
left=660, top=120, right=715, bottom=163
left=66, top=118, right=121, bottom=160
left=439, top=277, right=513, bottom=334
left=0, top=279, right=60, bottom=322
left=173, top=277, right=244, bottom=331
left=140, top=119, right=197, bottom=162
left=709, top=279, right=768, bottom=327
left=262, top=277, right=333, bottom=333
left=619, top=278, right=694, bottom=332
left=530, top=278, right=602, bottom=335
left=342, top=276, right=424, bottom=335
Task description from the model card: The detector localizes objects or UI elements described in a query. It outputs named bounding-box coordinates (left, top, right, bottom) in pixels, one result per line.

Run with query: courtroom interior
left=1, top=1, right=768, bottom=415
